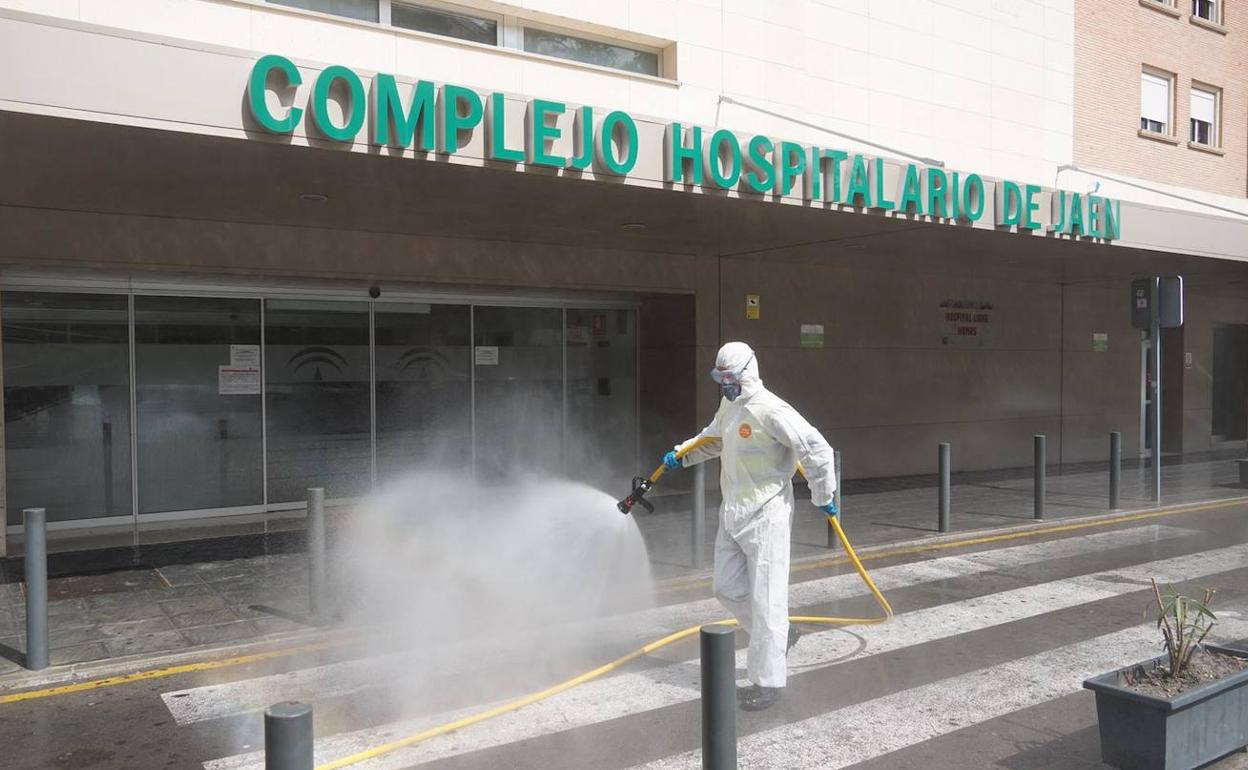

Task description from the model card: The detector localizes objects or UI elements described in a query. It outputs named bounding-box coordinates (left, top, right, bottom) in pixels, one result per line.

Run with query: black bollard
left=23, top=507, right=47, bottom=671
left=1034, top=435, right=1046, bottom=521
left=938, top=443, right=951, bottom=533
left=1110, top=431, right=1121, bottom=510
left=265, top=701, right=313, bottom=770
left=701, top=624, right=737, bottom=770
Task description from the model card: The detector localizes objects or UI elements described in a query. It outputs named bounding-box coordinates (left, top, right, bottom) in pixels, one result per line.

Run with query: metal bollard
left=23, top=507, right=47, bottom=671
left=265, top=701, right=313, bottom=770
left=1109, top=431, right=1121, bottom=510
left=828, top=449, right=842, bottom=549
left=692, top=463, right=706, bottom=570
left=1034, top=435, right=1046, bottom=521
left=938, top=443, right=951, bottom=533
left=700, top=624, right=737, bottom=770
left=307, top=488, right=326, bottom=619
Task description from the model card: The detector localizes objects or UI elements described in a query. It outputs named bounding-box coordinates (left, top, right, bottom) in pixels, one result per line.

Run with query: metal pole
left=23, top=507, right=47, bottom=671
left=828, top=449, right=842, bottom=549
left=1034, top=434, right=1046, bottom=521
left=938, top=443, right=950, bottom=533
left=265, top=701, right=313, bottom=770
left=307, top=488, right=326, bottom=619
left=700, top=624, right=737, bottom=770
left=1151, top=277, right=1162, bottom=503
left=692, top=462, right=706, bottom=570
left=1110, top=431, right=1122, bottom=510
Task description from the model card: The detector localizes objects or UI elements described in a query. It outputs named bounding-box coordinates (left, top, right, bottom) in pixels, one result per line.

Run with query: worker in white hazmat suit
left=663, top=341, right=838, bottom=711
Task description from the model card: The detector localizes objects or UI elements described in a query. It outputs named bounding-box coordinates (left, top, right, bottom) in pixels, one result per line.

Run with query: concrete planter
left=1083, top=645, right=1248, bottom=770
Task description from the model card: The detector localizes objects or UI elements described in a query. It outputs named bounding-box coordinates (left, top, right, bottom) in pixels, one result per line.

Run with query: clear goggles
left=710, top=355, right=753, bottom=386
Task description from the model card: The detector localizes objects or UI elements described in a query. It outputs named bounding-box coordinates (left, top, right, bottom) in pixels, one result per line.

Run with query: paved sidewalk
left=0, top=451, right=1243, bottom=680
left=639, top=450, right=1248, bottom=578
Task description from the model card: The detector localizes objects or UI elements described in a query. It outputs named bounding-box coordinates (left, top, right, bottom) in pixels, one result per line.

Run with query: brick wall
left=1074, top=0, right=1248, bottom=197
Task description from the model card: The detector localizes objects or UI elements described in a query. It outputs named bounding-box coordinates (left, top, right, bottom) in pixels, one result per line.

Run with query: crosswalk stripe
left=169, top=524, right=1190, bottom=726
left=629, top=616, right=1248, bottom=769
left=203, top=535, right=1242, bottom=770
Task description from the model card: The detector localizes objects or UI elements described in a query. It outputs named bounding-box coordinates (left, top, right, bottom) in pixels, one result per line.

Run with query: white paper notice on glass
left=230, top=344, right=261, bottom=367
left=474, top=346, right=499, bottom=366
left=219, top=365, right=261, bottom=395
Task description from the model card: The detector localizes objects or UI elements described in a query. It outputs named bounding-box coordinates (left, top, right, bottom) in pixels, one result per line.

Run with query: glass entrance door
left=472, top=306, right=564, bottom=481
left=375, top=303, right=472, bottom=481
left=4, top=289, right=641, bottom=535
left=264, top=300, right=371, bottom=503
left=134, top=296, right=263, bottom=514
left=565, top=308, right=637, bottom=490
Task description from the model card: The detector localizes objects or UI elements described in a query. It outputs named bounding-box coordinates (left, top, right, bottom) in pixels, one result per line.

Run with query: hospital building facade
left=0, top=0, right=1246, bottom=555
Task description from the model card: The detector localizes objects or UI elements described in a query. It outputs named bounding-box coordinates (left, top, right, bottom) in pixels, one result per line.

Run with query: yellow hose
left=316, top=443, right=891, bottom=770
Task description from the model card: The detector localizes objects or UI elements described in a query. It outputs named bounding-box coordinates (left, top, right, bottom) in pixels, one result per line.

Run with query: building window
left=1140, top=71, right=1172, bottom=134
left=1193, top=0, right=1218, bottom=22
left=391, top=2, right=498, bottom=45
left=522, top=26, right=660, bottom=76
left=1190, top=86, right=1219, bottom=145
left=266, top=0, right=378, bottom=23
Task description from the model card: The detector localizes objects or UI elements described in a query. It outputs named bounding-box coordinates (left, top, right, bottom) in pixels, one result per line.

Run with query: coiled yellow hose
left=316, top=441, right=892, bottom=770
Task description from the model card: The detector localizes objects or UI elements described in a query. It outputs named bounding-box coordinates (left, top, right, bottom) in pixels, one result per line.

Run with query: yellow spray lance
left=316, top=439, right=891, bottom=770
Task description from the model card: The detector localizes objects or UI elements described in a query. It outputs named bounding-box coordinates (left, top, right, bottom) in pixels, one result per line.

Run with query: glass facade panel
left=134, top=296, right=263, bottom=513
left=473, top=306, right=563, bottom=480
left=565, top=309, right=637, bottom=491
left=265, top=300, right=371, bottom=502
left=523, top=27, right=659, bottom=76
left=375, top=303, right=472, bottom=482
left=266, top=0, right=379, bottom=22
left=1, top=289, right=638, bottom=534
left=2, top=292, right=132, bottom=524
left=392, top=3, right=497, bottom=44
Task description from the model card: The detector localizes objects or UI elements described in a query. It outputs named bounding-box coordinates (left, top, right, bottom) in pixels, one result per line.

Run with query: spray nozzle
left=616, top=477, right=655, bottom=515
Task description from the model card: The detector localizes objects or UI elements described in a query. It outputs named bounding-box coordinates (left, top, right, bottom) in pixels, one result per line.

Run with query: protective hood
left=713, top=341, right=762, bottom=399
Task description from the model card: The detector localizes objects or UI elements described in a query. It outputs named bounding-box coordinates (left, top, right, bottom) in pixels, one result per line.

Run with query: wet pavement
left=2, top=497, right=1248, bottom=768
left=0, top=451, right=1243, bottom=677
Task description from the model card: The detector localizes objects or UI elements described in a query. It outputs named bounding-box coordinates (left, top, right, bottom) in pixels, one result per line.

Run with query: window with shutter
left=1140, top=72, right=1171, bottom=134
left=1190, top=87, right=1217, bottom=145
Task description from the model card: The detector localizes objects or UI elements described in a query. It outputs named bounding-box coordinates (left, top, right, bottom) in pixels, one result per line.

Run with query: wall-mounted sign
left=591, top=313, right=608, bottom=336
left=800, top=324, right=824, bottom=348
left=940, top=299, right=992, bottom=347
left=1093, top=333, right=1108, bottom=352
left=246, top=54, right=1122, bottom=241
left=230, top=344, right=261, bottom=367
left=218, top=366, right=261, bottom=395
left=474, top=346, right=499, bottom=366
left=745, top=294, right=760, bottom=320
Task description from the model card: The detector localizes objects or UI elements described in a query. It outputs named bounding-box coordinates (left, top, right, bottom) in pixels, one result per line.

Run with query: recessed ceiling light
left=621, top=222, right=647, bottom=231
left=300, top=193, right=329, bottom=203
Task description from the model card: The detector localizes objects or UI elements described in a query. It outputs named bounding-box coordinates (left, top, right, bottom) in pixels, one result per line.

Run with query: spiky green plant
left=1151, top=578, right=1217, bottom=678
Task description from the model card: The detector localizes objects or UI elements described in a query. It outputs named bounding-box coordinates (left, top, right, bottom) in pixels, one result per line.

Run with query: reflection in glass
left=265, top=300, right=371, bottom=502
left=523, top=27, right=659, bottom=76
left=392, top=3, right=497, bottom=44
left=375, top=303, right=471, bottom=482
left=2, top=292, right=133, bottom=524
left=266, top=0, right=378, bottom=22
left=473, top=306, right=563, bottom=480
left=565, top=309, right=637, bottom=491
left=134, top=296, right=263, bottom=513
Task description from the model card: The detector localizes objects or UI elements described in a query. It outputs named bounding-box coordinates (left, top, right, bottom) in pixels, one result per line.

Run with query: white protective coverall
left=677, top=342, right=837, bottom=688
